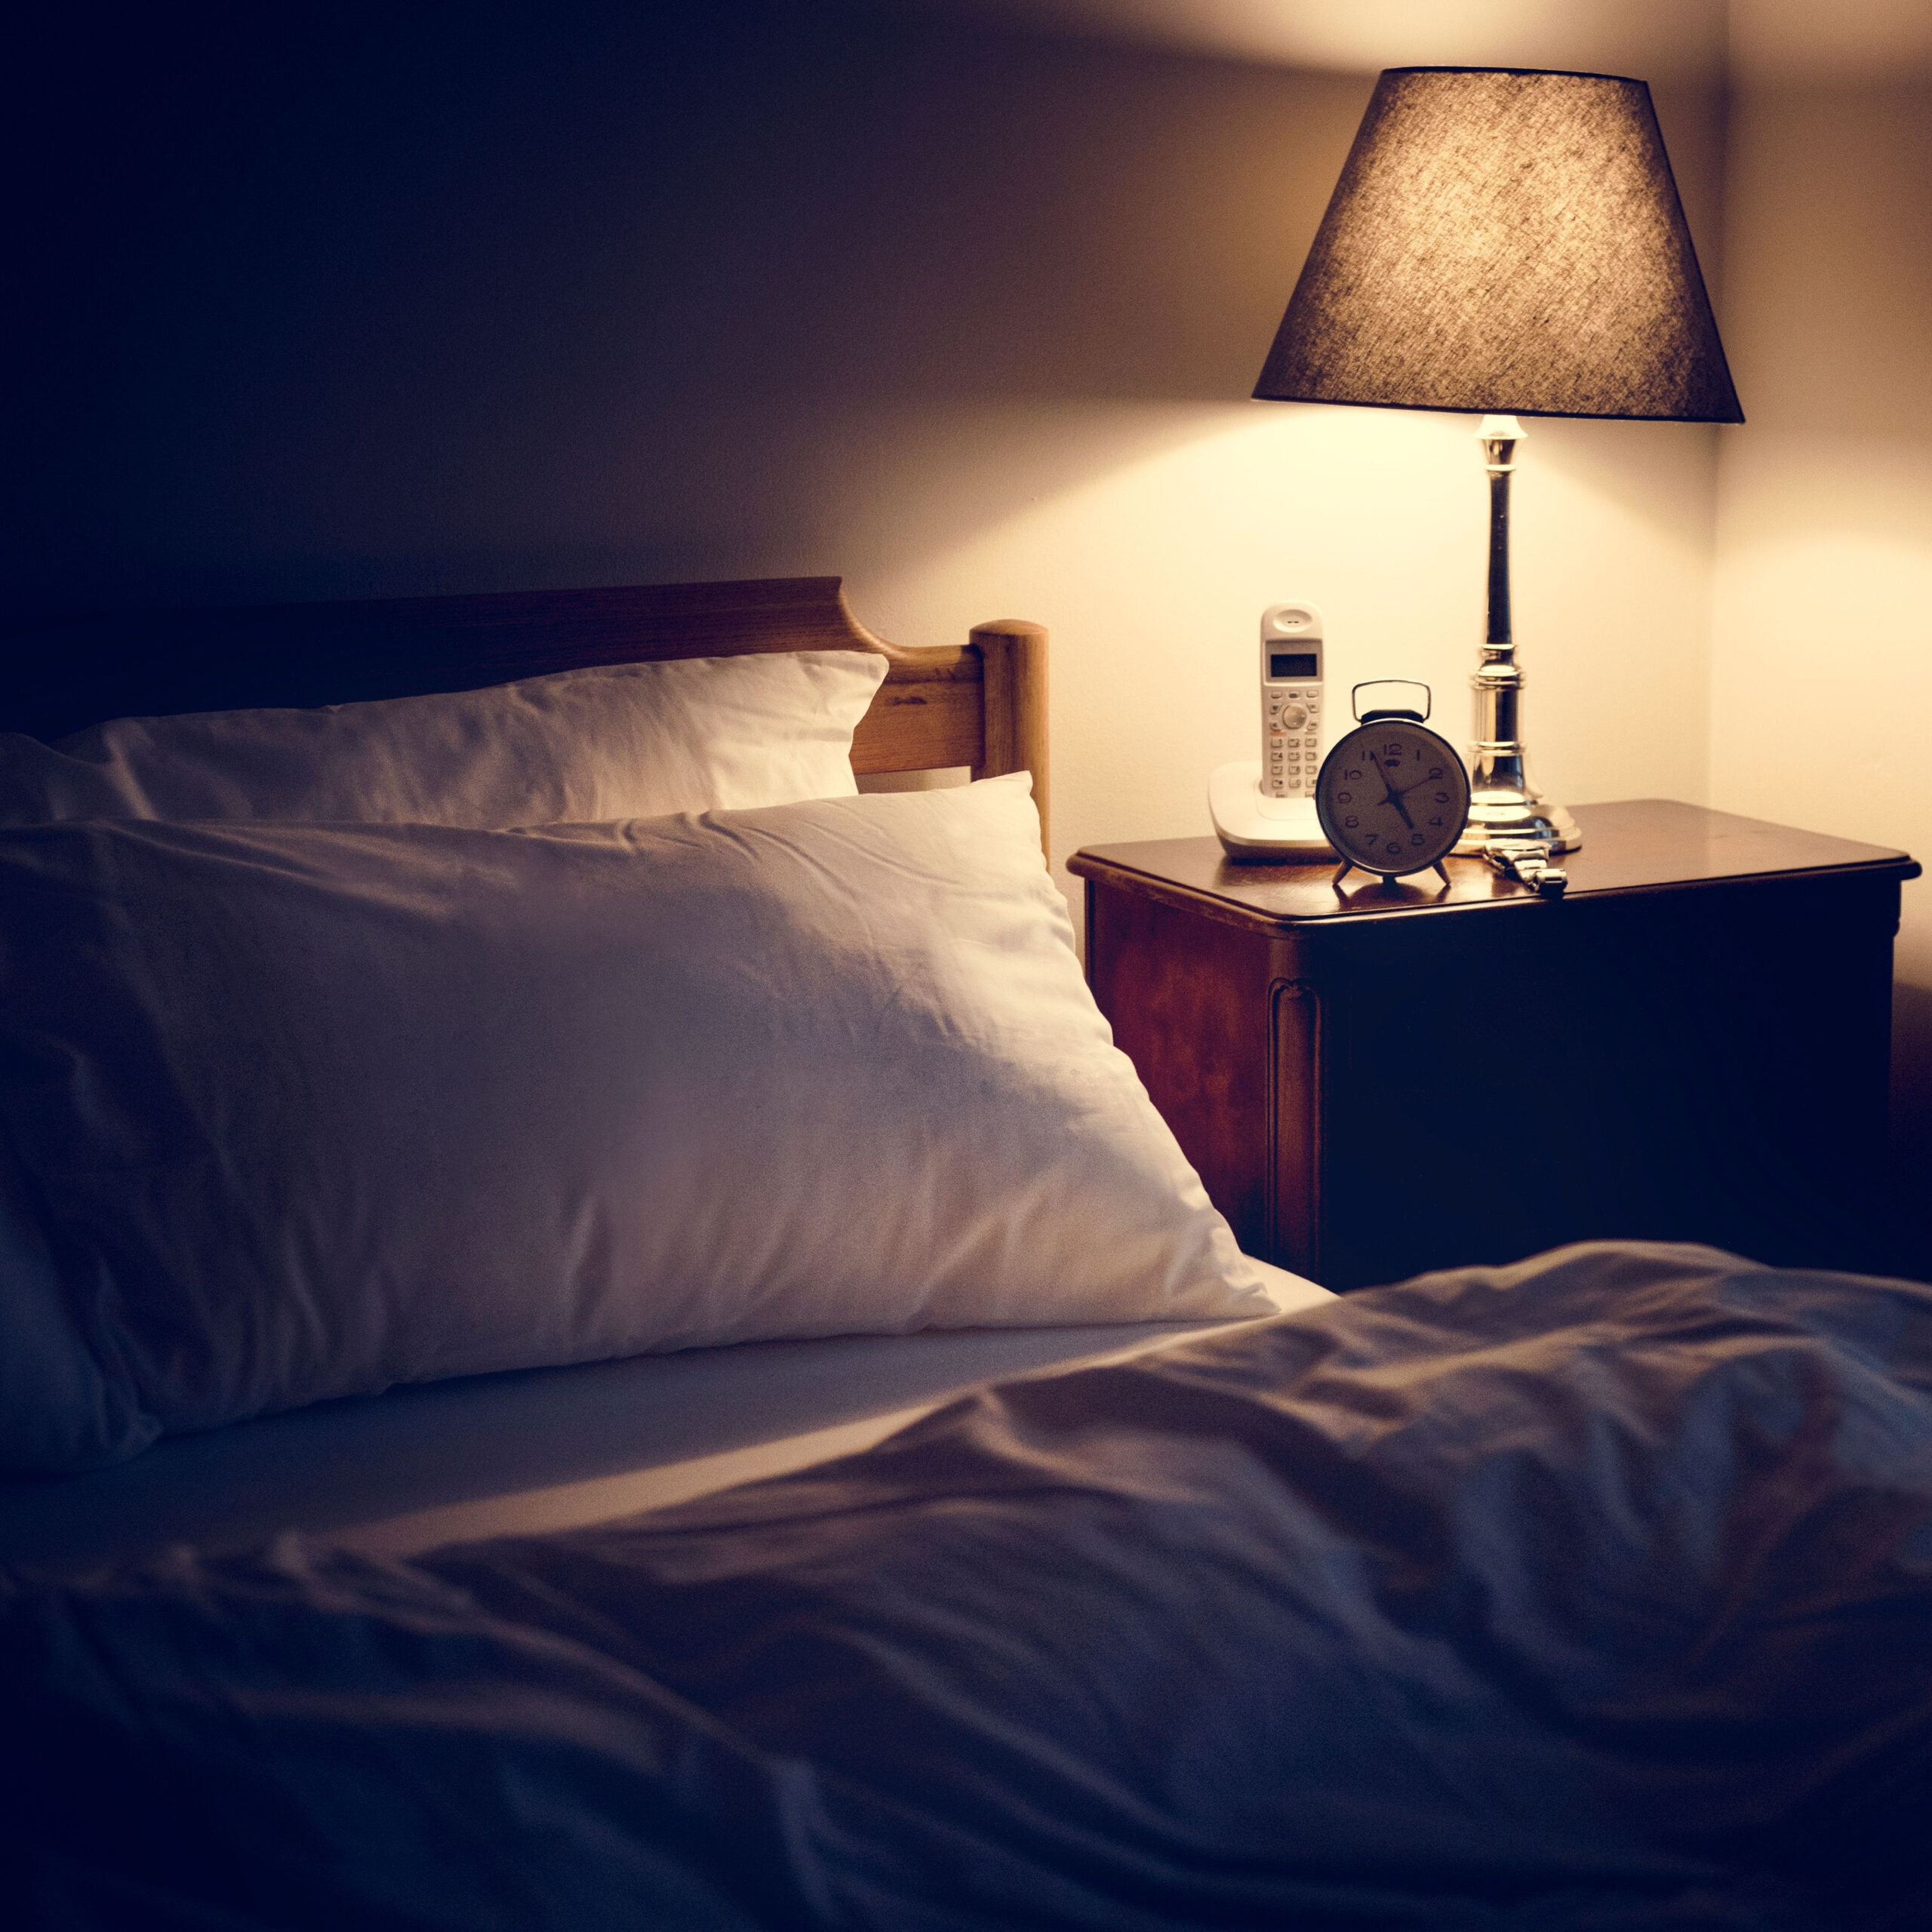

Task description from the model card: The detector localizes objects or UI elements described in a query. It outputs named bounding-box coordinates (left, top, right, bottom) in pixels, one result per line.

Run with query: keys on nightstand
left=1483, top=841, right=1569, bottom=897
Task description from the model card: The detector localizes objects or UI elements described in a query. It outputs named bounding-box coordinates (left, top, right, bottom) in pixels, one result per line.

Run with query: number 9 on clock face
left=1314, top=717, right=1472, bottom=880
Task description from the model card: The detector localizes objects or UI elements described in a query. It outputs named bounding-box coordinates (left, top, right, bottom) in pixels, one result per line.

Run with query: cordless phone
left=1260, top=603, right=1323, bottom=803
left=1209, top=599, right=1334, bottom=859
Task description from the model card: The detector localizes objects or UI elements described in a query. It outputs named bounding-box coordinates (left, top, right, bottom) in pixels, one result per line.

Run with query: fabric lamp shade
left=1254, top=67, right=1743, bottom=423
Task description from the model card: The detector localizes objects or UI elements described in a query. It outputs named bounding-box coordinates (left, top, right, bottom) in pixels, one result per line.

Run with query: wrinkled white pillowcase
left=0, top=651, right=886, bottom=827
left=0, top=776, right=1275, bottom=1473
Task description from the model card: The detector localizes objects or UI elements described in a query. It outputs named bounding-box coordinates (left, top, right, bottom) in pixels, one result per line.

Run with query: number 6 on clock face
left=1314, top=700, right=1471, bottom=886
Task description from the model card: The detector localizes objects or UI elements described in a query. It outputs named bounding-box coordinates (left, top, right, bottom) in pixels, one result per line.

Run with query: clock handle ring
left=1352, top=679, right=1432, bottom=724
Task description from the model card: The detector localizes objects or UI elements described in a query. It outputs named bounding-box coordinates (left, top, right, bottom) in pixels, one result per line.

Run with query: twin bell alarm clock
left=1315, top=681, right=1472, bottom=888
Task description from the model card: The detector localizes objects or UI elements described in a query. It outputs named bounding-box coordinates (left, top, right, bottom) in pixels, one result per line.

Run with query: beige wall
left=1712, top=8, right=1932, bottom=1265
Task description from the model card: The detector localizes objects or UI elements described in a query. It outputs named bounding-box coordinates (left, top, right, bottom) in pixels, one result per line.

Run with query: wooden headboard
left=0, top=577, right=1050, bottom=849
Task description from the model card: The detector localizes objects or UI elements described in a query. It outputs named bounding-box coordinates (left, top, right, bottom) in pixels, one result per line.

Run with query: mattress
left=0, top=1262, right=1328, bottom=1577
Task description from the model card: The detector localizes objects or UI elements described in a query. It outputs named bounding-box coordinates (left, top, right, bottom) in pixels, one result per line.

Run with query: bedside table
left=1070, top=801, right=1920, bottom=1290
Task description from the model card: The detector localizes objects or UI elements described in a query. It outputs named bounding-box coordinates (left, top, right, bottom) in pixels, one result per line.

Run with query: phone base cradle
left=1209, top=761, right=1336, bottom=860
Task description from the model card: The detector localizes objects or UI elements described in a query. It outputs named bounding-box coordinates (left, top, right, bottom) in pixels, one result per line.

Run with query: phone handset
left=1260, top=603, right=1323, bottom=802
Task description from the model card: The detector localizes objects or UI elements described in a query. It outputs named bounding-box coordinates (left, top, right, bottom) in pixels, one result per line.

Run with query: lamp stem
left=1456, top=414, right=1582, bottom=856
left=1475, top=417, right=1524, bottom=768
left=1484, top=427, right=1513, bottom=647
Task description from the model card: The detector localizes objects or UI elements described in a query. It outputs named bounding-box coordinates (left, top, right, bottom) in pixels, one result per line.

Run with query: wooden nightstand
left=1070, top=801, right=1920, bottom=1290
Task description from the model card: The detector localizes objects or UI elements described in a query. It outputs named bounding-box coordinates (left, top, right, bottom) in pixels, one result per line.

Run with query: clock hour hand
left=1367, top=752, right=1415, bottom=829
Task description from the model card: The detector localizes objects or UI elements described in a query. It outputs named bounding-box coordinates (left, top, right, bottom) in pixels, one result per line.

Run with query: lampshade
left=1254, top=67, right=1743, bottom=423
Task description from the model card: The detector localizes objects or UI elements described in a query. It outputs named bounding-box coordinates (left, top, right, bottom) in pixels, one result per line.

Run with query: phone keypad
left=1264, top=684, right=1322, bottom=798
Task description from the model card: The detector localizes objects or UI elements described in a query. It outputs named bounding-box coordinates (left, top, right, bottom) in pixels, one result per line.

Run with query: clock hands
left=1327, top=701, right=1466, bottom=891
left=1386, top=764, right=1450, bottom=800
left=1367, top=752, right=1415, bottom=829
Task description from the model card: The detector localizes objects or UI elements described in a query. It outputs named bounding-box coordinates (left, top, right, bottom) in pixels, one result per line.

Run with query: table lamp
left=1254, top=66, right=1742, bottom=857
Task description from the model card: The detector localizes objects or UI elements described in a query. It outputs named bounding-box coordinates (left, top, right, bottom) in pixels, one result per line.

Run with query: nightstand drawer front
left=1310, top=874, right=1897, bottom=1286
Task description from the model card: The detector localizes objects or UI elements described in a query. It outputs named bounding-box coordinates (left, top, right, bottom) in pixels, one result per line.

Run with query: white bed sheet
left=0, top=1263, right=1329, bottom=1577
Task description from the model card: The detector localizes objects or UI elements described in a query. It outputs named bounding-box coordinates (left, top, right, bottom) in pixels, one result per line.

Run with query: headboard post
left=970, top=619, right=1050, bottom=859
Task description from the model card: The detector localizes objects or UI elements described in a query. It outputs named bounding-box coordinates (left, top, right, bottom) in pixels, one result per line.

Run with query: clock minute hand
left=1389, top=764, right=1449, bottom=799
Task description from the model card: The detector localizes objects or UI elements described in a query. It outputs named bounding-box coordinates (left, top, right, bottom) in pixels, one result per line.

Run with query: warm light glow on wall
left=863, top=395, right=1716, bottom=912
left=911, top=0, right=1723, bottom=78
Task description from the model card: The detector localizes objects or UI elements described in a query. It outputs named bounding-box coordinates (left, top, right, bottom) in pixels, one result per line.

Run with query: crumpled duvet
left=4, top=1241, right=1930, bottom=1931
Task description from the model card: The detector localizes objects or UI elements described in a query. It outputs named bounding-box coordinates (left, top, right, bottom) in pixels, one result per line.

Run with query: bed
left=0, top=576, right=1328, bottom=1552
left=1, top=578, right=1927, bottom=1930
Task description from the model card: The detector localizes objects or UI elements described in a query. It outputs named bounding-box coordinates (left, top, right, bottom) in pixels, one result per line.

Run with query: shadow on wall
left=1, top=0, right=1367, bottom=617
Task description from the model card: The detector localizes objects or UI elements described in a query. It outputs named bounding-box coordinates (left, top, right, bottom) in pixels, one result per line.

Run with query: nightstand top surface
left=1069, top=799, right=1918, bottom=929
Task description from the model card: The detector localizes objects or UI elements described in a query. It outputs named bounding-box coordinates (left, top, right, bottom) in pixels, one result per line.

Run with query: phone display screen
left=1269, top=652, right=1318, bottom=680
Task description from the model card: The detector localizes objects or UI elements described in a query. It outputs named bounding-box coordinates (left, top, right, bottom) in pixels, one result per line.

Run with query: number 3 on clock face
left=1314, top=716, right=1472, bottom=880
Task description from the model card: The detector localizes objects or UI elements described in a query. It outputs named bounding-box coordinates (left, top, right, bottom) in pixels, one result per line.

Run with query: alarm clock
left=1315, top=682, right=1472, bottom=889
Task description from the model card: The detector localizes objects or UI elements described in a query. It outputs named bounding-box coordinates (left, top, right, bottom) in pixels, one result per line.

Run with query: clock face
left=1315, top=720, right=1471, bottom=875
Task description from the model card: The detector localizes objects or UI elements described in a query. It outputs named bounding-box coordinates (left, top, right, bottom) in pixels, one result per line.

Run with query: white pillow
left=0, top=651, right=887, bottom=827
left=0, top=777, right=1275, bottom=1472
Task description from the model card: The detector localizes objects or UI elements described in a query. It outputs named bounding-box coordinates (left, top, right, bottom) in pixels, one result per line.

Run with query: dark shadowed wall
left=7, top=2, right=1367, bottom=608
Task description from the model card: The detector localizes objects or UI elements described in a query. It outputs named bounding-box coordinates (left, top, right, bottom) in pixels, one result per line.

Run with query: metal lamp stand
left=1455, top=414, right=1582, bottom=865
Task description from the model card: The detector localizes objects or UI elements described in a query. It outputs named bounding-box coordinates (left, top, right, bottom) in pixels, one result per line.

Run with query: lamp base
left=1455, top=783, right=1582, bottom=854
